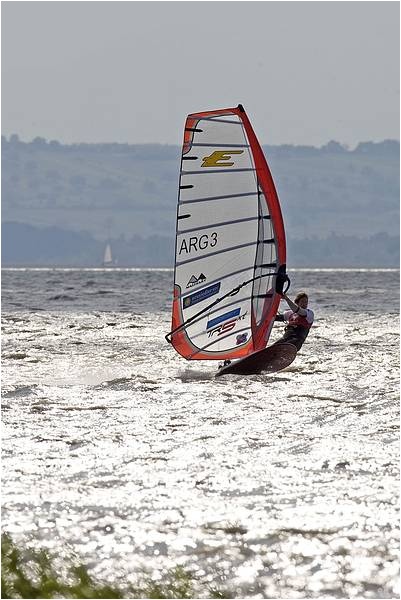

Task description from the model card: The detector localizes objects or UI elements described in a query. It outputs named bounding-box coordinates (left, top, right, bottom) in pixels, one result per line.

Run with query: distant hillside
left=1, top=136, right=399, bottom=267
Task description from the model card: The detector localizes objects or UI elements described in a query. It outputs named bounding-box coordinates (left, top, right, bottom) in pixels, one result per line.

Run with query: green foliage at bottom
left=1, top=533, right=231, bottom=599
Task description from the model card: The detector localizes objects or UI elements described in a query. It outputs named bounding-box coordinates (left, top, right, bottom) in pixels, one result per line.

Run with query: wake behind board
left=215, top=343, right=297, bottom=376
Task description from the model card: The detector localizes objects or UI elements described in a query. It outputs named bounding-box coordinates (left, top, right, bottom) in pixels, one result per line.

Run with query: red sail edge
left=170, top=105, right=286, bottom=360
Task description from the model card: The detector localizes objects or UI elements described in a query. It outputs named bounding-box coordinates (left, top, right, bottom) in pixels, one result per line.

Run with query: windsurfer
left=274, top=292, right=314, bottom=351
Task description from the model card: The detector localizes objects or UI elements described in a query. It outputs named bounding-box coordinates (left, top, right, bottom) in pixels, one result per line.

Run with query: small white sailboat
left=103, top=242, right=113, bottom=267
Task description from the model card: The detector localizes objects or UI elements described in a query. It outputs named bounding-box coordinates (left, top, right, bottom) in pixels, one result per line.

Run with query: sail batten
left=181, top=168, right=256, bottom=176
left=198, top=117, right=244, bottom=125
left=179, top=192, right=258, bottom=205
left=178, top=216, right=260, bottom=235
left=167, top=105, right=287, bottom=361
left=191, top=143, right=251, bottom=148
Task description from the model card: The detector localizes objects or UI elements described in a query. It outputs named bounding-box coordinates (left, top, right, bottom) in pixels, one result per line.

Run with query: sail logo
left=201, top=150, right=244, bottom=168
left=179, top=232, right=218, bottom=255
left=186, top=273, right=206, bottom=288
left=183, top=282, right=221, bottom=310
left=207, top=309, right=247, bottom=338
left=236, top=333, right=248, bottom=345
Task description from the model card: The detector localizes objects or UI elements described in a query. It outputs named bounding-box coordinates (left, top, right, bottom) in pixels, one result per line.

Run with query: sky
left=1, top=1, right=399, bottom=148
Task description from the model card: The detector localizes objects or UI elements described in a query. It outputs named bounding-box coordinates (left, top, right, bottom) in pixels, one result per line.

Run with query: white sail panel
left=187, top=114, right=247, bottom=146
left=177, top=221, right=258, bottom=266
left=179, top=170, right=258, bottom=203
left=178, top=195, right=258, bottom=230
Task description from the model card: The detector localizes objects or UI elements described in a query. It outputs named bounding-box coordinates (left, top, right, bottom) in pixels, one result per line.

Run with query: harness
left=287, top=312, right=313, bottom=330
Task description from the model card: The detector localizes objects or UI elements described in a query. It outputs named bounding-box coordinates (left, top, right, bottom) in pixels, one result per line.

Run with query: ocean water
left=1, top=267, right=399, bottom=598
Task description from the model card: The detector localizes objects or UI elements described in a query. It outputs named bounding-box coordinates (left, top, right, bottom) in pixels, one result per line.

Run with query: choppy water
left=2, top=268, right=399, bottom=598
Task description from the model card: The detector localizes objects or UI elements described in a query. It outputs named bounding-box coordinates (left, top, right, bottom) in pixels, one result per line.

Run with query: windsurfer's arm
left=275, top=313, right=285, bottom=322
left=281, top=293, right=307, bottom=317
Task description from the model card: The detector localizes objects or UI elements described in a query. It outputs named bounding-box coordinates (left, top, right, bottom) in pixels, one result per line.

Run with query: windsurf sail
left=166, top=104, right=289, bottom=361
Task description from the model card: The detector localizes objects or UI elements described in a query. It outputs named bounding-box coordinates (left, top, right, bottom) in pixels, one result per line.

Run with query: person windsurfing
left=274, top=292, right=314, bottom=351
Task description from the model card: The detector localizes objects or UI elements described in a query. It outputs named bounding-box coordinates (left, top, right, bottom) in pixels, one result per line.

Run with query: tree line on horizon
left=2, top=134, right=399, bottom=159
